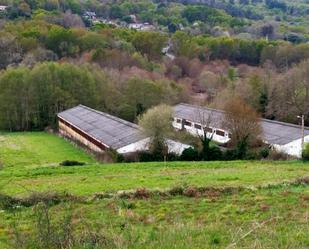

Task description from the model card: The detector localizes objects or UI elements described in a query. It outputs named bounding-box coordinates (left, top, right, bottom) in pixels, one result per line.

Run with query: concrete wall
left=273, top=135, right=309, bottom=158
left=172, top=118, right=230, bottom=144
left=59, top=121, right=105, bottom=153
left=173, top=117, right=309, bottom=158
left=117, top=137, right=191, bottom=155
left=117, top=138, right=150, bottom=154
left=166, top=139, right=192, bottom=155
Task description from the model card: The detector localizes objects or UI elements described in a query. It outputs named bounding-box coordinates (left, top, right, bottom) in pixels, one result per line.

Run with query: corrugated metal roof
left=174, top=103, right=309, bottom=145
left=58, top=105, right=146, bottom=149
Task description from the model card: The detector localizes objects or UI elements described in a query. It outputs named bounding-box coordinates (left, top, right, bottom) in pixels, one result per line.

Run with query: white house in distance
left=58, top=105, right=190, bottom=155
left=0, top=5, right=8, bottom=11
left=173, top=103, right=309, bottom=157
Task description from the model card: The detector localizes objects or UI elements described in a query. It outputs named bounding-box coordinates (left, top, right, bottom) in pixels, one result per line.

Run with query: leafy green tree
left=0, top=62, right=108, bottom=130
left=132, top=32, right=167, bottom=60
left=138, top=104, right=173, bottom=157
left=45, top=26, right=79, bottom=57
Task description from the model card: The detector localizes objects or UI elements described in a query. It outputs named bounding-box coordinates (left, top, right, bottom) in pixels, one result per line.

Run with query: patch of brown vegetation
left=260, top=203, right=271, bottom=211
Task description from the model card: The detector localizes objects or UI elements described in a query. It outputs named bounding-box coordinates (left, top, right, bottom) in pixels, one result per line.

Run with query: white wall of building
left=117, top=137, right=191, bottom=155
left=117, top=138, right=150, bottom=154
left=172, top=119, right=230, bottom=144
left=273, top=135, right=309, bottom=158
left=165, top=139, right=191, bottom=155
left=173, top=117, right=308, bottom=158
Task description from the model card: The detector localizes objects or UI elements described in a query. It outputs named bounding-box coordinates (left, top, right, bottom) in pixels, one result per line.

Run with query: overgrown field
left=0, top=132, right=308, bottom=248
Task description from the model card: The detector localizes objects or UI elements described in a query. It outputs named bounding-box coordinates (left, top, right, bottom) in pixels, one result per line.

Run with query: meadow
left=0, top=132, right=308, bottom=248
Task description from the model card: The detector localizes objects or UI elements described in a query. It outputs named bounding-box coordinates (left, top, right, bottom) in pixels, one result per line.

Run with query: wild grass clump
left=293, top=176, right=309, bottom=185
left=168, top=186, right=184, bottom=196
left=302, top=143, right=309, bottom=161
left=0, top=193, right=18, bottom=210
left=0, top=192, right=83, bottom=210
left=59, top=160, right=85, bottom=166
left=11, top=202, right=116, bottom=249
left=22, top=191, right=83, bottom=207
left=133, top=188, right=151, bottom=199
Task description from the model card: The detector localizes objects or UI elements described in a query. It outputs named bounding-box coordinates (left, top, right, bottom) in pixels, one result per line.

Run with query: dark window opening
left=216, top=129, right=225, bottom=136
left=205, top=127, right=213, bottom=133
left=184, top=120, right=192, bottom=126
left=176, top=118, right=181, bottom=123
left=194, top=124, right=202, bottom=130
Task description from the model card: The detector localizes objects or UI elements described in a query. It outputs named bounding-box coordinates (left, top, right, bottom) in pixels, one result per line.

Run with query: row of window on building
left=174, top=118, right=231, bottom=138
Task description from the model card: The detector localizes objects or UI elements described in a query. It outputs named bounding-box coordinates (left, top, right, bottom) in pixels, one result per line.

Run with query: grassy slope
left=0, top=132, right=308, bottom=197
left=0, top=132, right=95, bottom=169
left=0, top=132, right=308, bottom=248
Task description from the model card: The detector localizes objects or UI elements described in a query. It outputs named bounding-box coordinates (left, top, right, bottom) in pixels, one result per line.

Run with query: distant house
left=58, top=105, right=190, bottom=155
left=128, top=22, right=155, bottom=31
left=173, top=103, right=309, bottom=157
left=83, top=11, right=96, bottom=20
left=0, top=5, right=8, bottom=11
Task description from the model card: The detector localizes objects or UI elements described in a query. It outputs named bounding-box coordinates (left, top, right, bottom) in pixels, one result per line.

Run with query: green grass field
left=0, top=132, right=308, bottom=248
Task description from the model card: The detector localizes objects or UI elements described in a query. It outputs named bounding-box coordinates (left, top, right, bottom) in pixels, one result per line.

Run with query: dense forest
left=0, top=0, right=308, bottom=131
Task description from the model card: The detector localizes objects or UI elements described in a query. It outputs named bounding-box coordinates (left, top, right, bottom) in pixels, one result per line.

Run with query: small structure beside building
left=173, top=103, right=309, bottom=157
left=58, top=105, right=189, bottom=155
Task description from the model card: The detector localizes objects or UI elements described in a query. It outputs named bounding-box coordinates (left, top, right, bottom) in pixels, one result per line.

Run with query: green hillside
left=0, top=132, right=308, bottom=248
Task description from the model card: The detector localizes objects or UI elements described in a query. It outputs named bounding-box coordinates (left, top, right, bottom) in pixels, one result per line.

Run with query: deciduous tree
left=223, top=98, right=262, bottom=156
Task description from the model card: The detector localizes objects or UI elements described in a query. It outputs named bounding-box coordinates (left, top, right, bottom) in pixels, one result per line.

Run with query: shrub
left=133, top=188, right=150, bottom=199
left=180, top=147, right=199, bottom=161
left=0, top=194, right=18, bottom=210
left=207, top=146, right=223, bottom=161
left=302, top=143, right=309, bottom=161
left=244, top=151, right=259, bottom=160
left=118, top=199, right=136, bottom=209
left=10, top=202, right=116, bottom=249
left=183, top=186, right=199, bottom=197
left=138, top=151, right=156, bottom=162
left=106, top=149, right=124, bottom=163
left=167, top=152, right=180, bottom=161
left=59, top=160, right=85, bottom=166
left=294, top=176, right=309, bottom=185
left=267, top=149, right=290, bottom=160
left=169, top=186, right=184, bottom=196
left=259, top=147, right=270, bottom=158
left=123, top=152, right=140, bottom=162
left=224, top=149, right=237, bottom=160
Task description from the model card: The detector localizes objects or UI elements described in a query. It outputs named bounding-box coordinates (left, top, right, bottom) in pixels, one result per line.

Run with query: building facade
left=173, top=103, right=309, bottom=157
left=58, top=105, right=189, bottom=155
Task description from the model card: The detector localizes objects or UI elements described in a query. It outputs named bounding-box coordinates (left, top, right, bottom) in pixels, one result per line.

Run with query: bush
left=180, top=147, right=199, bottom=161
left=11, top=202, right=116, bottom=249
left=59, top=160, right=85, bottom=166
left=267, top=149, right=290, bottom=160
left=259, top=147, right=270, bottom=159
left=245, top=151, right=259, bottom=160
left=167, top=152, right=180, bottom=161
left=106, top=149, right=125, bottom=163
left=207, top=146, right=223, bottom=161
left=223, top=149, right=237, bottom=160
left=302, top=143, right=309, bottom=161
left=137, top=151, right=178, bottom=162
left=0, top=194, right=17, bottom=210
left=138, top=151, right=156, bottom=162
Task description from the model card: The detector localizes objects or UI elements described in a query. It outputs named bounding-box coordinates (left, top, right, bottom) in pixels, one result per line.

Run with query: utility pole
left=297, top=115, right=305, bottom=150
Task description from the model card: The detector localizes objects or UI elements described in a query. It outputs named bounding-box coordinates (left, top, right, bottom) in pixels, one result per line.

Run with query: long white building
left=173, top=103, right=309, bottom=157
left=58, top=105, right=190, bottom=155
